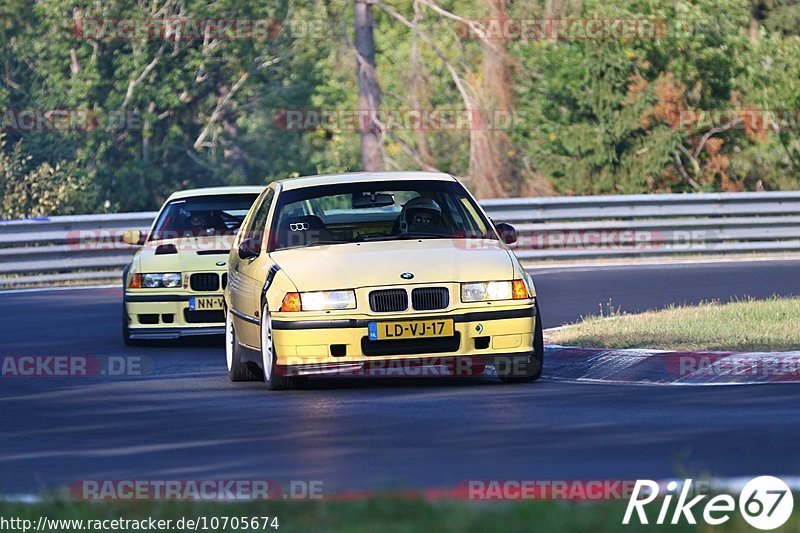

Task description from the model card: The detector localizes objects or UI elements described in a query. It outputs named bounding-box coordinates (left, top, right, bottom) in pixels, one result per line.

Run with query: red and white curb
left=543, top=345, right=800, bottom=385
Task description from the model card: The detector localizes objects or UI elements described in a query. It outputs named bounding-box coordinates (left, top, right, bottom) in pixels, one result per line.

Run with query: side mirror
left=495, top=222, right=517, bottom=245
left=238, top=237, right=261, bottom=260
left=122, top=229, right=146, bottom=246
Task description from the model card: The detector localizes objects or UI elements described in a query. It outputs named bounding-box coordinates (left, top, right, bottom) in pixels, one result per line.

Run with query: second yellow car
left=122, top=186, right=264, bottom=343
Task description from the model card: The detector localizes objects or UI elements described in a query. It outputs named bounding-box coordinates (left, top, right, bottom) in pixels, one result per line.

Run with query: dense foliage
left=1, top=0, right=799, bottom=217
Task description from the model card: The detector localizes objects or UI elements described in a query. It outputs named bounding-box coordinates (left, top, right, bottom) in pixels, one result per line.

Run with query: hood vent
left=155, top=244, right=178, bottom=255
left=197, top=250, right=230, bottom=255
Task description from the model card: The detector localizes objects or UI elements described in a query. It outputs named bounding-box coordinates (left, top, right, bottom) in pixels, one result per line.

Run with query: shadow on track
left=289, top=375, right=503, bottom=390
left=125, top=334, right=226, bottom=349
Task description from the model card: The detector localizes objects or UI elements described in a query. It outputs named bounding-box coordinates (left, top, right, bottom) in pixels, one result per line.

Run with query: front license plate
left=368, top=319, right=454, bottom=340
left=189, top=296, right=224, bottom=311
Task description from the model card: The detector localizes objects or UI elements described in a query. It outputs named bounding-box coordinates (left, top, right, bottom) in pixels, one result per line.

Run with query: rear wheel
left=226, top=309, right=260, bottom=382
left=261, top=304, right=293, bottom=390
left=497, top=302, right=544, bottom=384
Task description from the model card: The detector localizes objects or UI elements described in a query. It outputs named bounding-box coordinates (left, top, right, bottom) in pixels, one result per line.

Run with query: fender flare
left=260, top=264, right=282, bottom=312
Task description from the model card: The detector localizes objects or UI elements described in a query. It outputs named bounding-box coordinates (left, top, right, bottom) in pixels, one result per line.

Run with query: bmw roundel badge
left=400, top=272, right=414, bottom=280
left=216, top=261, right=226, bottom=267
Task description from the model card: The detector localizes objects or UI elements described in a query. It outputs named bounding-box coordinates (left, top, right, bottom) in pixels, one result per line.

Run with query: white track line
left=0, top=284, right=118, bottom=296
left=525, top=255, right=800, bottom=273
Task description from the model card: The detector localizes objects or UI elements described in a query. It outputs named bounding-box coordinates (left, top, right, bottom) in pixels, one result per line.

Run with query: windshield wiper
left=396, top=232, right=450, bottom=240
left=303, top=239, right=347, bottom=248
left=354, top=232, right=449, bottom=242
left=352, top=235, right=396, bottom=242
left=279, top=240, right=347, bottom=250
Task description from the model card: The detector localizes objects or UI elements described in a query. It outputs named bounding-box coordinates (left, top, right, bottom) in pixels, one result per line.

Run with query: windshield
left=149, top=194, right=260, bottom=241
left=268, top=180, right=495, bottom=252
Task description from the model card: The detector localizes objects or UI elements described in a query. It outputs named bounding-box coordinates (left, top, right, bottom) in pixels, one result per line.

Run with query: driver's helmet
left=402, top=197, right=442, bottom=230
left=189, top=213, right=208, bottom=228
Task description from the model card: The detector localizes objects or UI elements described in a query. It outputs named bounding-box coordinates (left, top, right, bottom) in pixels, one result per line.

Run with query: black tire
left=497, top=302, right=544, bottom=384
left=226, top=310, right=260, bottom=382
left=260, top=303, right=295, bottom=390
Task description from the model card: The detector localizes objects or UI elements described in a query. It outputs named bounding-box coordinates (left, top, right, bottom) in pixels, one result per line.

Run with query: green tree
left=0, top=134, right=93, bottom=218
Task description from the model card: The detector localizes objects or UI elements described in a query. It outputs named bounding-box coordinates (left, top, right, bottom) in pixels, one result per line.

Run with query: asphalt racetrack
left=2, top=260, right=800, bottom=496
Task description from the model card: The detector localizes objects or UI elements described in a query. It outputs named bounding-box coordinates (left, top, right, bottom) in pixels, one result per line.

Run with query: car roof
left=277, top=171, right=456, bottom=191
left=166, top=186, right=266, bottom=201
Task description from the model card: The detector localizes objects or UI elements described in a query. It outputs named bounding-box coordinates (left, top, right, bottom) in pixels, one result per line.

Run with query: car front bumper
left=274, top=352, right=536, bottom=378
left=124, top=292, right=225, bottom=338
left=260, top=303, right=538, bottom=374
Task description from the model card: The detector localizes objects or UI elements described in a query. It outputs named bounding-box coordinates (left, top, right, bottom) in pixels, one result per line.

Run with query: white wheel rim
left=261, top=305, right=273, bottom=381
left=225, top=310, right=234, bottom=371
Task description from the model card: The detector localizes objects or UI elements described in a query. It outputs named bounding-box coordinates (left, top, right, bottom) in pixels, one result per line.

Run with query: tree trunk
left=354, top=0, right=383, bottom=171
left=469, top=0, right=512, bottom=198
left=410, top=1, right=433, bottom=166
left=749, top=0, right=769, bottom=43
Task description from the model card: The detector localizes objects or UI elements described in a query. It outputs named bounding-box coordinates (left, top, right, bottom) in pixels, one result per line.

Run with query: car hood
left=270, top=239, right=514, bottom=291
left=136, top=236, right=233, bottom=272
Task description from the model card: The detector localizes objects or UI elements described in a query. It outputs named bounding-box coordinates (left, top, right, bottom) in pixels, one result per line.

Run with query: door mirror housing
left=122, top=229, right=146, bottom=246
left=494, top=222, right=518, bottom=245
left=238, top=237, right=261, bottom=260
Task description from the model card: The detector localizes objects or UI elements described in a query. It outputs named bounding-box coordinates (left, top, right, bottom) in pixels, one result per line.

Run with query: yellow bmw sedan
left=122, top=186, right=263, bottom=343
left=224, top=172, right=542, bottom=389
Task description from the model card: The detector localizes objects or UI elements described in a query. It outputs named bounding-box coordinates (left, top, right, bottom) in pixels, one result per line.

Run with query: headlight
left=461, top=280, right=530, bottom=302
left=161, top=273, right=182, bottom=288
left=281, top=290, right=356, bottom=311
left=140, top=273, right=182, bottom=288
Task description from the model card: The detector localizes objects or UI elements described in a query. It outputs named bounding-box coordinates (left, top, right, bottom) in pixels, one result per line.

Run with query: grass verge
left=1, top=498, right=794, bottom=532
left=547, top=297, right=800, bottom=352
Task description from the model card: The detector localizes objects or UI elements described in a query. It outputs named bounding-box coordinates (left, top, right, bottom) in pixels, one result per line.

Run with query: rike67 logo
left=624, top=476, right=793, bottom=529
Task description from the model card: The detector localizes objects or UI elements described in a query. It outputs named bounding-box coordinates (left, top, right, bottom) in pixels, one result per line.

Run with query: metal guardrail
left=2, top=191, right=800, bottom=287
left=0, top=213, right=156, bottom=285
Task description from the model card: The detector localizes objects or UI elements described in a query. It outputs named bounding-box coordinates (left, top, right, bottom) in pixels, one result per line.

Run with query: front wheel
left=260, top=304, right=294, bottom=390
left=497, top=302, right=544, bottom=384
left=226, top=309, right=260, bottom=382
